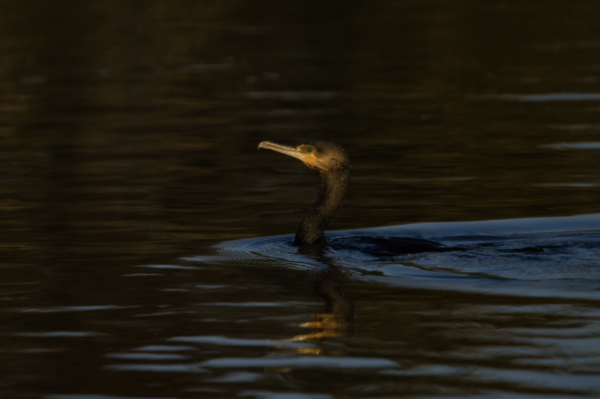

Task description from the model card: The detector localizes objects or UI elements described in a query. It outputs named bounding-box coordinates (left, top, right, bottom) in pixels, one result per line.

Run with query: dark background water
left=2, top=1, right=600, bottom=398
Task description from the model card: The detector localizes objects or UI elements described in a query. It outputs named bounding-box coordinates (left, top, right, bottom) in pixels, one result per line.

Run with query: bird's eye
left=306, top=146, right=314, bottom=153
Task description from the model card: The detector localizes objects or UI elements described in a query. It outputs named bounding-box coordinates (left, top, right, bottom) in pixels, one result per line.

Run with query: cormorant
left=258, top=140, right=458, bottom=255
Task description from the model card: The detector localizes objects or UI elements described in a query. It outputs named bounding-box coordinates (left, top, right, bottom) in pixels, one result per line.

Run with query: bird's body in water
left=258, top=140, right=458, bottom=255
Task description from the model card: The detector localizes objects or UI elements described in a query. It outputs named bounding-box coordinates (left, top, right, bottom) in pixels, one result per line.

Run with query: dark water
left=2, top=1, right=600, bottom=398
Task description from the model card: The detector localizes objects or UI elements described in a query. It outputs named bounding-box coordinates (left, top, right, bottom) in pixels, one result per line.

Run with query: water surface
left=2, top=1, right=600, bottom=398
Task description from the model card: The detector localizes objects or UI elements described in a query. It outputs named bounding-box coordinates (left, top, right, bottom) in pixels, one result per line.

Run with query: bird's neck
left=294, top=167, right=350, bottom=246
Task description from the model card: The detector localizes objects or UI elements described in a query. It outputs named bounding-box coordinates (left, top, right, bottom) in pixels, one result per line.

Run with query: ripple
left=200, top=355, right=399, bottom=369
left=168, top=335, right=315, bottom=349
left=202, top=301, right=313, bottom=307
left=48, top=396, right=180, bottom=399
left=208, top=372, right=264, bottom=383
left=17, top=331, right=107, bottom=337
left=239, top=91, right=339, bottom=101
left=105, top=364, right=208, bottom=373
left=137, top=264, right=200, bottom=270
left=538, top=182, right=598, bottom=187
left=20, top=305, right=135, bottom=313
left=134, top=345, right=196, bottom=352
left=549, top=124, right=600, bottom=131
left=240, top=391, right=333, bottom=399
left=477, top=92, right=600, bottom=102
left=195, top=284, right=230, bottom=289
left=106, top=353, right=188, bottom=360
left=186, top=234, right=332, bottom=272
left=544, top=141, right=600, bottom=150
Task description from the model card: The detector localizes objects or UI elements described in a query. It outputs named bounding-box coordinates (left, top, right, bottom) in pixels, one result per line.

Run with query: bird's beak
left=258, top=141, right=309, bottom=163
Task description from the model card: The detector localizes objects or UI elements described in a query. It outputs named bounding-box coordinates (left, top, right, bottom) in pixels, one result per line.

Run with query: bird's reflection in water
left=288, top=245, right=355, bottom=346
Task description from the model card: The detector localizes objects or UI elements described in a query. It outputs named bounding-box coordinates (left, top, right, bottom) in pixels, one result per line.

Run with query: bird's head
left=258, top=140, right=351, bottom=173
